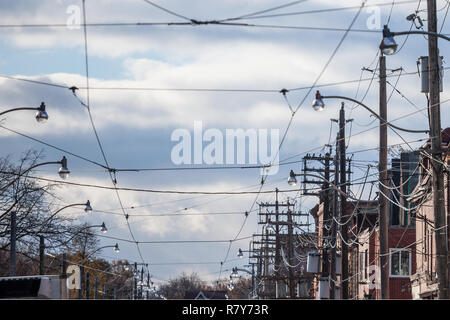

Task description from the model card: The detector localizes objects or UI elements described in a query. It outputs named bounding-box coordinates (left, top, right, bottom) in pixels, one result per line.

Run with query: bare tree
left=156, top=272, right=210, bottom=299
left=0, top=150, right=88, bottom=275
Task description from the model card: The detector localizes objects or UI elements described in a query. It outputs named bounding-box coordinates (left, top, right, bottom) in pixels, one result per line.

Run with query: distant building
left=310, top=200, right=379, bottom=299
left=390, top=151, right=420, bottom=227
left=0, top=275, right=67, bottom=299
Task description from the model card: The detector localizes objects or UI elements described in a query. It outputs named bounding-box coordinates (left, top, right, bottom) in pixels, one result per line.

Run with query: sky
left=0, top=0, right=449, bottom=288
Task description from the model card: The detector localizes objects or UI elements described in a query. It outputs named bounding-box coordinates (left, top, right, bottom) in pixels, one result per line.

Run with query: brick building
left=309, top=200, right=379, bottom=299
left=309, top=151, right=420, bottom=299
left=354, top=226, right=417, bottom=299
left=350, top=151, right=419, bottom=299
left=409, top=128, right=450, bottom=299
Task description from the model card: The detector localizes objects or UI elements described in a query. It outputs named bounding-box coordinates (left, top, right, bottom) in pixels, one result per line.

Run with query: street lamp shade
left=84, top=200, right=93, bottom=213
left=288, top=170, right=298, bottom=186
left=380, top=25, right=398, bottom=55
left=35, top=102, right=48, bottom=123
left=312, top=90, right=325, bottom=111
left=237, top=248, right=243, bottom=259
left=114, top=243, right=120, bottom=253
left=101, top=222, right=107, bottom=233
left=58, top=156, right=70, bottom=179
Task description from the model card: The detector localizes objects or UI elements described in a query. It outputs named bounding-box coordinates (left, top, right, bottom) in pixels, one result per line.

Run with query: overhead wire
left=2, top=0, right=447, bottom=284
left=217, top=0, right=367, bottom=284
left=218, top=0, right=309, bottom=23
left=80, top=0, right=147, bottom=266
left=0, top=66, right=448, bottom=94
left=140, top=0, right=193, bottom=22
left=277, top=97, right=450, bottom=166
left=221, top=0, right=420, bottom=22
left=439, top=0, right=450, bottom=33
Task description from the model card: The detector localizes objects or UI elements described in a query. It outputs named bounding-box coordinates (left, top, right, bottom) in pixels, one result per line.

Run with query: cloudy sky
left=0, top=0, right=449, bottom=287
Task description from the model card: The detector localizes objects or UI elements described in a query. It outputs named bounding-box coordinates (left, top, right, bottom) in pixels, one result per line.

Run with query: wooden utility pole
left=330, top=135, right=339, bottom=299
left=85, top=271, right=90, bottom=299
left=134, top=262, right=138, bottom=300
left=78, top=265, right=84, bottom=299
left=321, top=154, right=331, bottom=280
left=427, top=0, right=448, bottom=299
left=287, top=205, right=296, bottom=298
left=257, top=194, right=307, bottom=299
left=39, top=236, right=45, bottom=275
left=339, top=103, right=349, bottom=299
left=9, top=211, right=16, bottom=277
left=263, top=226, right=269, bottom=298
left=275, top=188, right=281, bottom=298
left=140, top=267, right=144, bottom=299
left=379, top=54, right=390, bottom=299
left=61, top=253, right=67, bottom=277
left=94, top=277, right=99, bottom=300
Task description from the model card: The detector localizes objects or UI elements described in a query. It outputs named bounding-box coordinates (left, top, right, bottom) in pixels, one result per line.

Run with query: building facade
left=410, top=128, right=450, bottom=299
left=309, top=151, right=420, bottom=299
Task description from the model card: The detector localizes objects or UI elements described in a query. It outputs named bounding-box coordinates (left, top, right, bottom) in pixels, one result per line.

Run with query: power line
left=0, top=0, right=418, bottom=30
left=439, top=0, right=450, bottom=33
left=0, top=21, right=192, bottom=28
left=96, top=210, right=253, bottom=217
left=141, top=0, right=192, bottom=22
left=80, top=0, right=147, bottom=266
left=219, top=0, right=309, bottom=22
left=222, top=0, right=420, bottom=22
left=216, top=0, right=367, bottom=284
left=0, top=124, right=109, bottom=169
left=0, top=171, right=307, bottom=195
left=0, top=96, right=437, bottom=177
left=93, top=232, right=253, bottom=244
left=0, top=67, right=447, bottom=94
left=277, top=97, right=450, bottom=165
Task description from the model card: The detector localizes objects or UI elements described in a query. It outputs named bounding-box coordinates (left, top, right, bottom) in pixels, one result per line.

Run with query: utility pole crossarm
left=291, top=172, right=359, bottom=201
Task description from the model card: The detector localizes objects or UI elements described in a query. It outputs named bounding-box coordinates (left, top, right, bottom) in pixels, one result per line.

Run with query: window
left=359, top=250, right=369, bottom=281
left=359, top=252, right=364, bottom=281
left=364, top=250, right=368, bottom=279
left=390, top=249, right=411, bottom=277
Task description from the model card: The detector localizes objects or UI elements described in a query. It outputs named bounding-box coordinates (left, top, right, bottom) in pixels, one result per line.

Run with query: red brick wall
left=366, top=228, right=416, bottom=299
left=388, top=228, right=416, bottom=299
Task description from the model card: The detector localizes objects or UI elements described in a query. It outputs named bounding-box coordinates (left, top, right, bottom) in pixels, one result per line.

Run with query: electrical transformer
left=306, top=251, right=320, bottom=274
left=418, top=56, right=444, bottom=93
